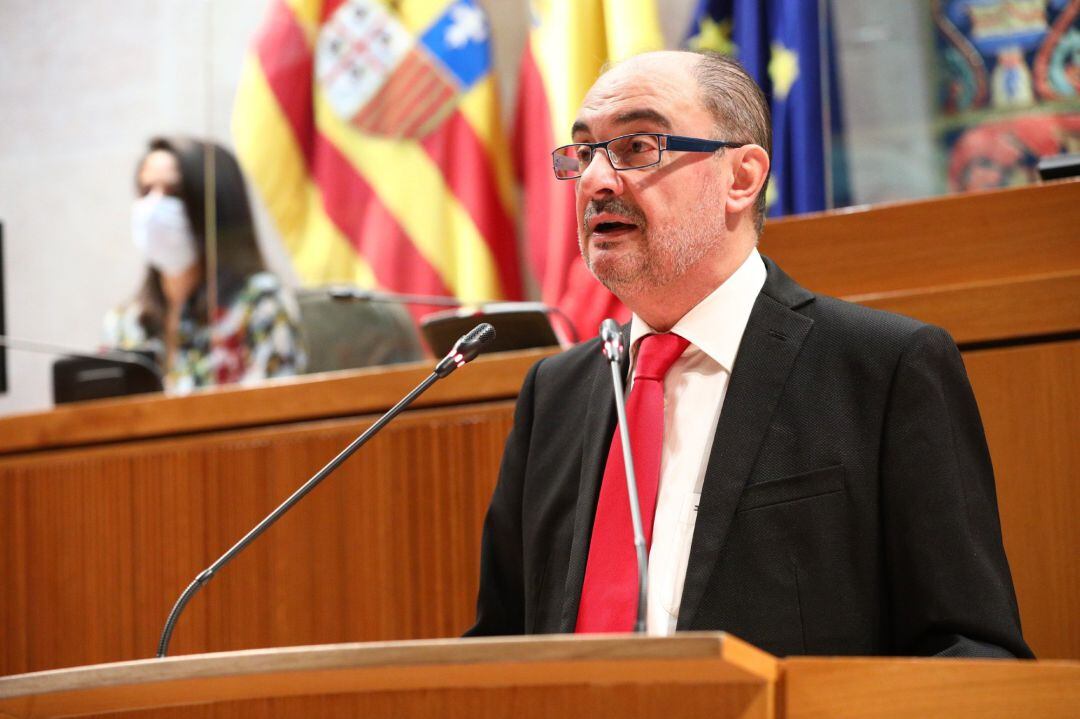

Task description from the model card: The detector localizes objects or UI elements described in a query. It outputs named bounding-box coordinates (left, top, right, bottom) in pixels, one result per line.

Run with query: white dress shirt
left=625, top=248, right=767, bottom=635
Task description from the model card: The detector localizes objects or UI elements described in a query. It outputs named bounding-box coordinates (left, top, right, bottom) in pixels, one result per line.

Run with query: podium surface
left=1, top=634, right=1077, bottom=719
left=0, top=634, right=777, bottom=719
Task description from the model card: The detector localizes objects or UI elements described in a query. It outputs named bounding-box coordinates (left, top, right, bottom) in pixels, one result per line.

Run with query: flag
left=686, top=0, right=840, bottom=216
left=515, top=0, right=664, bottom=342
left=232, top=0, right=522, bottom=310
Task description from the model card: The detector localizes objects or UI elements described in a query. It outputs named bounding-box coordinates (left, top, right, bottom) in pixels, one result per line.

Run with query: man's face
left=573, top=55, right=731, bottom=302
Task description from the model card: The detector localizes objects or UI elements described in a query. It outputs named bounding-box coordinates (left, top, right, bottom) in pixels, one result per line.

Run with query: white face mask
left=131, top=194, right=199, bottom=275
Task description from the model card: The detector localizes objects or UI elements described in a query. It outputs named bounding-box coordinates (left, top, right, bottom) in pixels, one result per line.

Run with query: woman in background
left=104, top=136, right=305, bottom=392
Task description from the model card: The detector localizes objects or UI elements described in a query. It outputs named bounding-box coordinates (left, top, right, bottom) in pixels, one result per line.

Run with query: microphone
left=598, top=318, right=649, bottom=634
left=434, top=322, right=497, bottom=377
left=155, top=323, right=497, bottom=658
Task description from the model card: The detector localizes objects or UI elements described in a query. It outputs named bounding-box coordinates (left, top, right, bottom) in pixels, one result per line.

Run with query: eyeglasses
left=551, top=133, right=745, bottom=180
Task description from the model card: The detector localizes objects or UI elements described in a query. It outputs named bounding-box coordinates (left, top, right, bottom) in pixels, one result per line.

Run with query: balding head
left=592, top=51, right=772, bottom=233
left=570, top=50, right=771, bottom=330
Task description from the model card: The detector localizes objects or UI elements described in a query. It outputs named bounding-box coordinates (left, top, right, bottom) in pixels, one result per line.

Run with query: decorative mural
left=934, top=0, right=1080, bottom=190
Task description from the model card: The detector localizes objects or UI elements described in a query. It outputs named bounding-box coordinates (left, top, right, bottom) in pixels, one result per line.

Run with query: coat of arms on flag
left=233, top=0, right=521, bottom=310
left=316, top=0, right=491, bottom=139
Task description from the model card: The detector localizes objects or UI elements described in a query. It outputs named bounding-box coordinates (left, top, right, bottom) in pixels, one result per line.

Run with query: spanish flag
left=515, top=0, right=664, bottom=341
left=232, top=0, right=521, bottom=307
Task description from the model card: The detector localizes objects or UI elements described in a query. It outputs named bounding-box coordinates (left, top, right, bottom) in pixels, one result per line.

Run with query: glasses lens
left=608, top=134, right=660, bottom=169
left=553, top=145, right=591, bottom=179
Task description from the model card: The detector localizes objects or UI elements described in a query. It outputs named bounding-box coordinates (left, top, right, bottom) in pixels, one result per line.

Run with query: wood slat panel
left=0, top=402, right=515, bottom=677
left=964, top=340, right=1080, bottom=660
left=760, top=179, right=1080, bottom=299
left=783, top=657, right=1080, bottom=719
left=852, top=272, right=1080, bottom=345
left=0, top=349, right=553, bottom=456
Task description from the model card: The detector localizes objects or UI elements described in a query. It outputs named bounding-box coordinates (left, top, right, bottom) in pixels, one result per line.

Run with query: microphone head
left=434, top=323, right=497, bottom=377
left=453, top=322, right=496, bottom=359
left=598, top=319, right=623, bottom=362
left=599, top=319, right=621, bottom=344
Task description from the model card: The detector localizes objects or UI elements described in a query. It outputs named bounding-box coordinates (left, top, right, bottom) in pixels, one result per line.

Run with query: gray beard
left=581, top=184, right=727, bottom=299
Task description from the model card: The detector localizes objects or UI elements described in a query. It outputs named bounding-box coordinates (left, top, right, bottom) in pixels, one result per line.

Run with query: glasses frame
left=552, top=133, right=746, bottom=180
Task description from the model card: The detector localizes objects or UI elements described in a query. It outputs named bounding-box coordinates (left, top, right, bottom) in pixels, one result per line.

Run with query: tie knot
left=633, top=333, right=689, bottom=381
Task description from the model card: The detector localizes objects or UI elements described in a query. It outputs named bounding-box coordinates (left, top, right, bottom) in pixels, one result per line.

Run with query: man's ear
left=725, top=144, right=770, bottom=215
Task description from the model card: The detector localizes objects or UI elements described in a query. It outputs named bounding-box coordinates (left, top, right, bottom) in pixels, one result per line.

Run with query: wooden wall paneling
left=962, top=340, right=1080, bottom=660
left=783, top=657, right=1080, bottom=719
left=0, top=402, right=515, bottom=676
left=0, top=348, right=551, bottom=456
left=852, top=272, right=1080, bottom=345
left=760, top=179, right=1080, bottom=299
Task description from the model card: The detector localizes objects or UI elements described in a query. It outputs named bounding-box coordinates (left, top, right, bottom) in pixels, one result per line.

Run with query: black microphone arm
left=155, top=322, right=497, bottom=658
left=327, top=286, right=464, bottom=307
left=599, top=319, right=649, bottom=634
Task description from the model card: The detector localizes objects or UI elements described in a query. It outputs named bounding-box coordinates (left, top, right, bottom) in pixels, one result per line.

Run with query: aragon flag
left=232, top=0, right=522, bottom=308
left=515, top=0, right=664, bottom=342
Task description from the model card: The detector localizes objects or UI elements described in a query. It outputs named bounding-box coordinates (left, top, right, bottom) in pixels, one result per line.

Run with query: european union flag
left=686, top=0, right=843, bottom=216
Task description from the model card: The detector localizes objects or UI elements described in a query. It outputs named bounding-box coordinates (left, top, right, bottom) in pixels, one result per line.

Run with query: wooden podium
left=1, top=634, right=1076, bottom=719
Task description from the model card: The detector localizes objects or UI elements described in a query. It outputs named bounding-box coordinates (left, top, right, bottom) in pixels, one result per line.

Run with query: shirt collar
left=629, top=248, right=766, bottom=373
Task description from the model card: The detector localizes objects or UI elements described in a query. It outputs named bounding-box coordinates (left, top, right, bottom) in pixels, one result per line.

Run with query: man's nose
left=578, top=148, right=623, bottom=198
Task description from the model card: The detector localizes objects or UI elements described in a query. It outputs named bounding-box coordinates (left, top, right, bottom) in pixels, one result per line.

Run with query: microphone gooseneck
left=598, top=319, right=649, bottom=634
left=156, top=323, right=496, bottom=658
left=327, top=286, right=464, bottom=307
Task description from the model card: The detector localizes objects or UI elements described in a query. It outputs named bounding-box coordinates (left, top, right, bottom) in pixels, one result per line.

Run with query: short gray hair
left=691, top=52, right=772, bottom=234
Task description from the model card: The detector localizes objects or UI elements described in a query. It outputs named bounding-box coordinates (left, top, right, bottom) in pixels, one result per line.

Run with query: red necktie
left=576, top=332, right=690, bottom=632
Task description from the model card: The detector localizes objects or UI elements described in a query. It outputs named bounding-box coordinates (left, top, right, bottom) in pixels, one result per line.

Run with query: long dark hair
left=133, top=136, right=267, bottom=336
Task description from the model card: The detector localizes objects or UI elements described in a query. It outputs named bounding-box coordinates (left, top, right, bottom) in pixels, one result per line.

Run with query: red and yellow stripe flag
left=515, top=0, right=663, bottom=340
left=233, top=0, right=521, bottom=306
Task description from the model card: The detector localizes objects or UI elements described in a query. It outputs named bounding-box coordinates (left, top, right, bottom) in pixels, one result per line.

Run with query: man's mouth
left=593, top=221, right=637, bottom=235
left=588, top=213, right=641, bottom=240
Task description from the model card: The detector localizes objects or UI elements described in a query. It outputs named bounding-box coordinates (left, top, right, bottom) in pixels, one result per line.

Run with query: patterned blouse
left=103, top=272, right=307, bottom=394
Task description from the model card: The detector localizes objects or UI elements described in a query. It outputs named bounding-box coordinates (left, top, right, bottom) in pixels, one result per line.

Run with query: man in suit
left=466, top=50, right=1030, bottom=658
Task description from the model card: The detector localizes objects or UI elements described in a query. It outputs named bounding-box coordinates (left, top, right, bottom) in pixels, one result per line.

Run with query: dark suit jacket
left=466, top=257, right=1031, bottom=658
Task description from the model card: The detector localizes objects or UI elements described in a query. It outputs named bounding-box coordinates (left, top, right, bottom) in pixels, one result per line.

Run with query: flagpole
left=203, top=0, right=218, bottom=327
left=819, top=0, right=834, bottom=211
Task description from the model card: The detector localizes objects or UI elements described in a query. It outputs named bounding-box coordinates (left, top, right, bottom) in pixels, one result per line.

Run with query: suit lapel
left=677, top=259, right=814, bottom=629
left=558, top=324, right=630, bottom=631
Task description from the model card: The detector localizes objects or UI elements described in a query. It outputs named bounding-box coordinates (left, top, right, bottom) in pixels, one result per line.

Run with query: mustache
left=582, top=198, right=646, bottom=230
